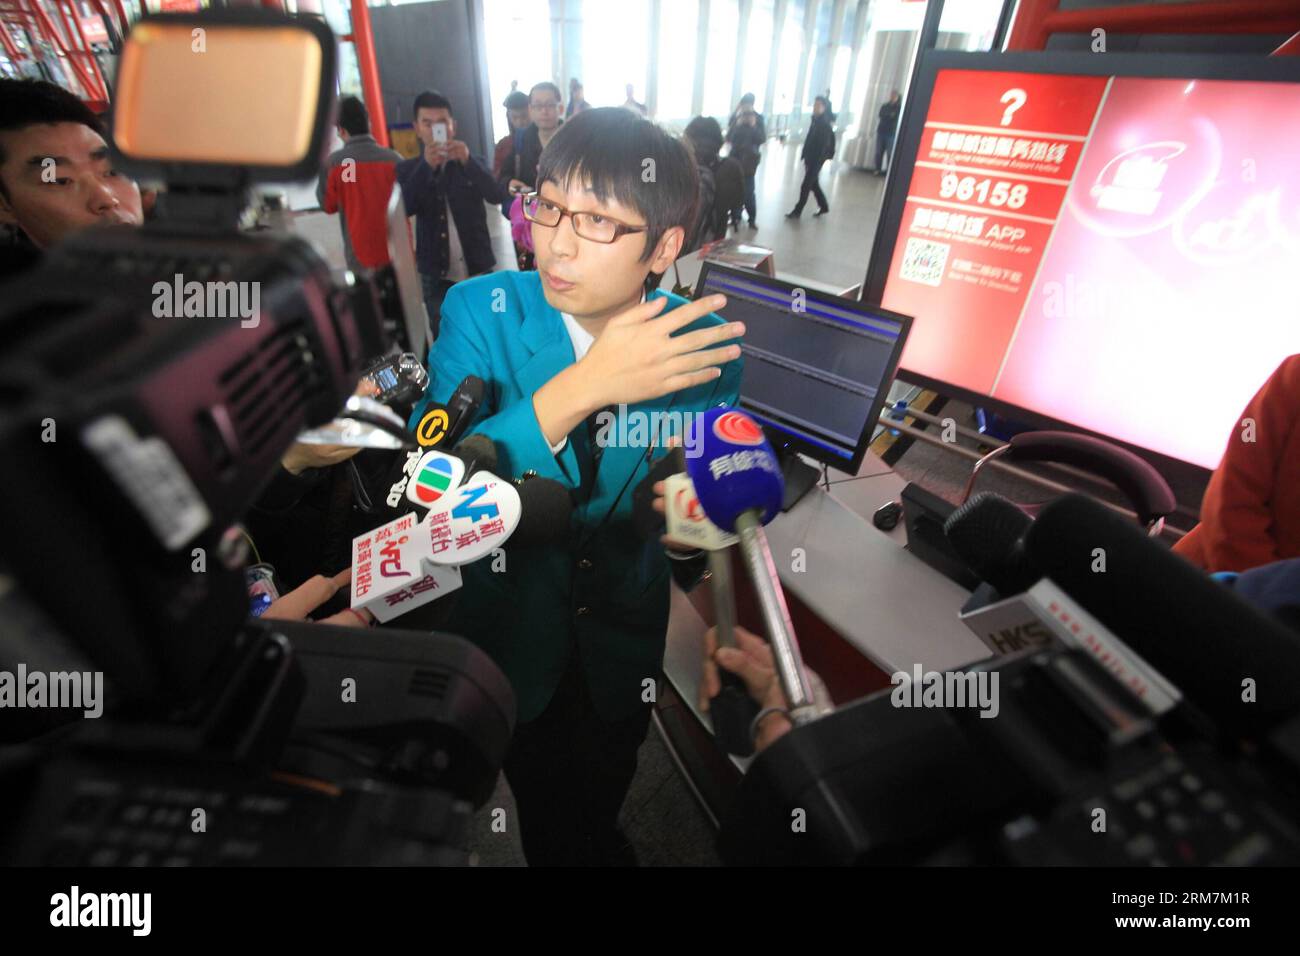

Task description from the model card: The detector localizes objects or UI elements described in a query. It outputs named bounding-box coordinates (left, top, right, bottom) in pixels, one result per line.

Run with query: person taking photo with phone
left=396, top=90, right=506, bottom=338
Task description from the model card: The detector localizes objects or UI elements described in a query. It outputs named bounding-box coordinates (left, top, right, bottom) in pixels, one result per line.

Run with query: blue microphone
left=685, top=408, right=783, bottom=531
left=686, top=408, right=819, bottom=733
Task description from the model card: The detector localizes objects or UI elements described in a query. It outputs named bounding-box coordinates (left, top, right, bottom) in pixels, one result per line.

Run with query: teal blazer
left=410, top=271, right=742, bottom=722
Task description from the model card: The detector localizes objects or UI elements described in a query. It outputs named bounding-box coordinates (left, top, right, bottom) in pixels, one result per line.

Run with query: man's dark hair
left=684, top=116, right=723, bottom=164
left=0, top=79, right=101, bottom=196
left=412, top=90, right=453, bottom=118
left=503, top=91, right=529, bottom=111
left=529, top=81, right=562, bottom=104
left=537, top=107, right=698, bottom=264
left=337, top=95, right=369, bottom=136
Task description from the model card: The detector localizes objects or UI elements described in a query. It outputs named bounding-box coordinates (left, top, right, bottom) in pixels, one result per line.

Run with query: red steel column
left=349, top=0, right=388, bottom=147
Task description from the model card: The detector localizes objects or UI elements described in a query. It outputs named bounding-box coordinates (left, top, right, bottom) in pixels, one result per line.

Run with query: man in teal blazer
left=409, top=107, right=744, bottom=865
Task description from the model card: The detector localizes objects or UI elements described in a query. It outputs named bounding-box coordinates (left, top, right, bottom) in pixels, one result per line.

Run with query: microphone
left=352, top=474, right=572, bottom=624
left=510, top=475, right=574, bottom=549
left=631, top=447, right=686, bottom=541
left=349, top=510, right=464, bottom=623
left=405, top=373, right=485, bottom=455
left=630, top=440, right=758, bottom=753
left=423, top=472, right=522, bottom=566
left=420, top=470, right=574, bottom=564
left=442, top=375, right=486, bottom=449
left=452, top=432, right=497, bottom=479
left=1025, top=494, right=1300, bottom=737
left=388, top=432, right=499, bottom=513
left=944, top=493, right=1038, bottom=597
left=686, top=408, right=819, bottom=727
left=402, top=433, right=498, bottom=510
left=403, top=449, right=466, bottom=510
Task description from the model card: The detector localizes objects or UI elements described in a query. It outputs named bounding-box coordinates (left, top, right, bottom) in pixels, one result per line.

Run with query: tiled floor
left=466, top=718, right=725, bottom=867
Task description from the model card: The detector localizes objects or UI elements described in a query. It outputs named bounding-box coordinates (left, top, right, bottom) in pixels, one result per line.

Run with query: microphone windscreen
left=632, top=447, right=686, bottom=541
left=454, top=432, right=498, bottom=477
left=684, top=408, right=783, bottom=533
left=1026, top=494, right=1300, bottom=736
left=445, top=375, right=486, bottom=445
left=512, top=477, right=575, bottom=548
left=944, top=493, right=1037, bottom=596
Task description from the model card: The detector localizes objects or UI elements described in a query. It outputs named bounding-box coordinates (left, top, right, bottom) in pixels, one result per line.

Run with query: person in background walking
left=317, top=96, right=403, bottom=272
left=725, top=94, right=765, bottom=229
left=567, top=78, right=591, bottom=119
left=787, top=95, right=835, bottom=218
left=873, top=88, right=901, bottom=175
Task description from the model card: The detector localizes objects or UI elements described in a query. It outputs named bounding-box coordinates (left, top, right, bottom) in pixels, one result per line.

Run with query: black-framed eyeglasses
left=521, top=192, right=648, bottom=244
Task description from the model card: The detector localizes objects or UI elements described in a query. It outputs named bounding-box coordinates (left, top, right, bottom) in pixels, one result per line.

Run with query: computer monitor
left=695, top=262, right=912, bottom=481
left=862, top=50, right=1300, bottom=474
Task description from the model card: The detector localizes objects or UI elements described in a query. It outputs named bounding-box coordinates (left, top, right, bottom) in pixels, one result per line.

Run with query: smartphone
left=431, top=122, right=448, bottom=146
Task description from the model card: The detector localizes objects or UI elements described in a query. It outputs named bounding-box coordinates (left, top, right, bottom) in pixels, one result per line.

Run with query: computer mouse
left=873, top=500, right=903, bottom=531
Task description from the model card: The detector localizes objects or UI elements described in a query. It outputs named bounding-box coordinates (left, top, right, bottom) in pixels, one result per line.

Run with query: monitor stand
left=778, top=447, right=823, bottom=512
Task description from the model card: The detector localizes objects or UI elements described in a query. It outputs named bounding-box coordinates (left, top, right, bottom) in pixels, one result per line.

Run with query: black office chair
left=958, top=430, right=1177, bottom=536
left=901, top=430, right=1177, bottom=591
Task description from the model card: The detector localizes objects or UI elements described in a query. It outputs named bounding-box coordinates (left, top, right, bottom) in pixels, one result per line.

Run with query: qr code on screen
left=900, top=237, right=950, bottom=287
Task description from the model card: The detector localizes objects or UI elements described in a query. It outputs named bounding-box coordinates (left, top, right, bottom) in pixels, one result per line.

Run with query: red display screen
left=882, top=68, right=1300, bottom=469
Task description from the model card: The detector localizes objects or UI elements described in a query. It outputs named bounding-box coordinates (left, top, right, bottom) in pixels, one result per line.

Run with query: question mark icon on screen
left=1000, top=89, right=1027, bottom=126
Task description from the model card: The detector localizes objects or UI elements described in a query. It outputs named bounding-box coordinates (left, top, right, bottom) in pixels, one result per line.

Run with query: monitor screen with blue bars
left=694, top=262, right=913, bottom=476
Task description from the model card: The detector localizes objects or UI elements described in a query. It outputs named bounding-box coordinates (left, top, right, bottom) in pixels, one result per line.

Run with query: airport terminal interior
left=4, top=0, right=1300, bottom=884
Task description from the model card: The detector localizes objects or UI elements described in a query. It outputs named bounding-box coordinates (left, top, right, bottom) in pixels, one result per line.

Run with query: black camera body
left=722, top=642, right=1300, bottom=866
left=0, top=10, right=513, bottom=866
left=0, top=222, right=382, bottom=705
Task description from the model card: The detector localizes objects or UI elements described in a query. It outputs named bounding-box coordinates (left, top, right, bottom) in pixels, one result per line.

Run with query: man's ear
left=648, top=225, right=684, bottom=275
left=0, top=188, right=19, bottom=229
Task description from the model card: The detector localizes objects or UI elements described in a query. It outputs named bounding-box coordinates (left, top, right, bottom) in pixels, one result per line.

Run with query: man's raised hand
left=578, top=294, right=742, bottom=408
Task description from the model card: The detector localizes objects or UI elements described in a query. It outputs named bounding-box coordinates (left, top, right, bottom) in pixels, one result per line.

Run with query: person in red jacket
left=316, top=96, right=402, bottom=273
left=1175, top=354, right=1300, bottom=572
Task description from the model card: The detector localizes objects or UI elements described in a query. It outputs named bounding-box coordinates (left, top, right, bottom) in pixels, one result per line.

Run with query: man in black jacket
left=874, top=89, right=902, bottom=175
left=499, top=81, right=565, bottom=198
left=787, top=96, right=836, bottom=218
left=397, top=90, right=506, bottom=337
left=725, top=96, right=765, bottom=229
